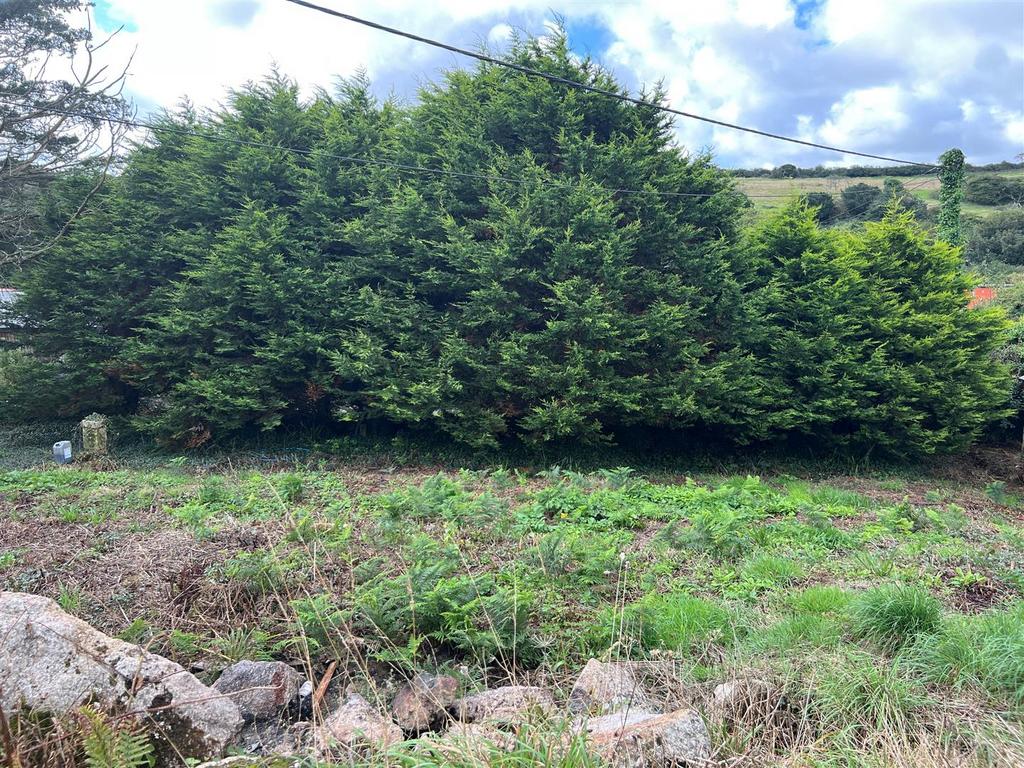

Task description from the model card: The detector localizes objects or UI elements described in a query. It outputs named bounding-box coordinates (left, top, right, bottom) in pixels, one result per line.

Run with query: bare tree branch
left=0, top=0, right=134, bottom=267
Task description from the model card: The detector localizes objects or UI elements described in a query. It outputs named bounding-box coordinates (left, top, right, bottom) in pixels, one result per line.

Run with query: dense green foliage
left=965, top=209, right=1024, bottom=264
left=7, top=33, right=1011, bottom=455
left=839, top=179, right=925, bottom=221
left=938, top=148, right=966, bottom=246
left=744, top=204, right=1008, bottom=453
left=965, top=175, right=1024, bottom=206
left=803, top=191, right=836, bottom=223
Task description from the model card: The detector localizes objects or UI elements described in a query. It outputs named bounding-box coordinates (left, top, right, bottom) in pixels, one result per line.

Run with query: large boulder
left=453, top=685, right=557, bottom=727
left=320, top=692, right=403, bottom=753
left=212, top=660, right=305, bottom=722
left=587, top=707, right=711, bottom=767
left=392, top=673, right=459, bottom=732
left=0, top=592, right=243, bottom=763
left=569, top=659, right=651, bottom=715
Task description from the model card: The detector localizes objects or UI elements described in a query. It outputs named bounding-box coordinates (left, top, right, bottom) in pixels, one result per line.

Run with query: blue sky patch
left=791, top=0, right=825, bottom=30
left=566, top=17, right=614, bottom=58
left=92, top=0, right=138, bottom=33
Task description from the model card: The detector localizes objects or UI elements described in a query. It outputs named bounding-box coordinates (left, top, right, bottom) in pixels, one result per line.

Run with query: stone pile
left=0, top=592, right=718, bottom=767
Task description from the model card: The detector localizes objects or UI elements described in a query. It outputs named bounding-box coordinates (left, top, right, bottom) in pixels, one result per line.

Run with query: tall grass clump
left=628, top=593, right=746, bottom=653
left=906, top=602, right=1024, bottom=707
left=813, top=651, right=927, bottom=749
left=849, top=584, right=941, bottom=652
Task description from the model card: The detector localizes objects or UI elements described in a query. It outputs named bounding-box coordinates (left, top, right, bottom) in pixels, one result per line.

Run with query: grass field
left=2, top=442, right=1023, bottom=766
left=736, top=170, right=1023, bottom=219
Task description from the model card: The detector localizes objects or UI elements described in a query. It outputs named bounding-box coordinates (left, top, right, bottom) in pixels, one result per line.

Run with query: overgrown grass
left=1, top=458, right=1022, bottom=766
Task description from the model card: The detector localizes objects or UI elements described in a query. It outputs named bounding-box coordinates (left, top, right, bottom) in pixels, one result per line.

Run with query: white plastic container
left=52, top=441, right=72, bottom=465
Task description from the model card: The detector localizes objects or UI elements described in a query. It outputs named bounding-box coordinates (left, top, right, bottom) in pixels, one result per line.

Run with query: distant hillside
left=729, top=160, right=1024, bottom=178
left=735, top=168, right=1024, bottom=220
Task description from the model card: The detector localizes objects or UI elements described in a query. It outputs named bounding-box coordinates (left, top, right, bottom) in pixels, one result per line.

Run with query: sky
left=87, top=0, right=1024, bottom=169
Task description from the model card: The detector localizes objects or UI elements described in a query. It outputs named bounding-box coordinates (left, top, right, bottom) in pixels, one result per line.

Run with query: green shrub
left=805, top=191, right=837, bottom=223
left=0, top=350, right=68, bottom=424
left=8, top=36, right=1010, bottom=455
left=849, top=584, right=942, bottom=652
left=966, top=209, right=1024, bottom=264
left=965, top=175, right=1024, bottom=206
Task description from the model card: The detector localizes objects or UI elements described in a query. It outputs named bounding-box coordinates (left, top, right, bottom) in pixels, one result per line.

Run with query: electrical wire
left=1, top=95, right=939, bottom=222
left=0, top=95, right=791, bottom=200
left=281, top=0, right=933, bottom=168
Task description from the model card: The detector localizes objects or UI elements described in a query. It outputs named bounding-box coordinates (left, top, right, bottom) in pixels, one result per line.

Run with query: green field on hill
left=736, top=170, right=1022, bottom=219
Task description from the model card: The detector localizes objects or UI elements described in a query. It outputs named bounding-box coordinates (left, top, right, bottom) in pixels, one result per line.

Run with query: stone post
left=80, top=413, right=109, bottom=457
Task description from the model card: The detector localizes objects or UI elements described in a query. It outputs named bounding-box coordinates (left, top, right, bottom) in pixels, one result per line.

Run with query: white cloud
left=818, top=86, right=908, bottom=146
left=83, top=0, right=1023, bottom=166
left=992, top=107, right=1024, bottom=147
left=487, top=23, right=513, bottom=44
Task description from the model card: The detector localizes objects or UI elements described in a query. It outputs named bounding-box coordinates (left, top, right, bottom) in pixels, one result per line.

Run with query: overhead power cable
left=0, top=95, right=794, bottom=200
left=1, top=95, right=939, bottom=223
left=281, top=0, right=933, bottom=168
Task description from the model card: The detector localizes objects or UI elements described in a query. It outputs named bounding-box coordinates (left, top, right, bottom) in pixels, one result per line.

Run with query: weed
left=289, top=592, right=346, bottom=656
left=985, top=480, right=1012, bottom=505
left=117, top=618, right=152, bottom=645
left=849, top=584, right=942, bottom=652
left=57, top=584, right=86, bottom=615
left=685, top=506, right=749, bottom=558
left=879, top=503, right=932, bottom=534
left=220, top=549, right=303, bottom=592
left=79, top=707, right=156, bottom=768
left=626, top=593, right=742, bottom=653
left=596, top=466, right=639, bottom=490
left=0, top=550, right=20, bottom=570
left=209, top=627, right=273, bottom=663
left=750, top=613, right=844, bottom=653
left=740, top=553, right=805, bottom=586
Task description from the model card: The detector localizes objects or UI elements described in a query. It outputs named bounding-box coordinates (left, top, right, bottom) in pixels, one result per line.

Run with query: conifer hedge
left=8, top=33, right=1011, bottom=454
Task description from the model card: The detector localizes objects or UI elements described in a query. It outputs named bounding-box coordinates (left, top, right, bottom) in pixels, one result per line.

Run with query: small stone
left=320, top=692, right=403, bottom=753
left=213, top=660, right=304, bottom=722
left=587, top=707, right=710, bottom=767
left=569, top=659, right=651, bottom=715
left=392, top=673, right=459, bottom=732
left=453, top=686, right=557, bottom=727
